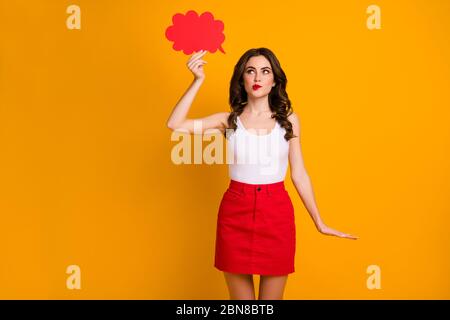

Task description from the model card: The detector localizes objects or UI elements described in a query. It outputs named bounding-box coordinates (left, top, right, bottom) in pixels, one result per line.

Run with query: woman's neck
left=244, top=97, right=271, bottom=116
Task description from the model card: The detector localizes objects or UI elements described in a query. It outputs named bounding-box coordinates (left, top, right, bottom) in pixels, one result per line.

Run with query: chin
left=249, top=91, right=268, bottom=98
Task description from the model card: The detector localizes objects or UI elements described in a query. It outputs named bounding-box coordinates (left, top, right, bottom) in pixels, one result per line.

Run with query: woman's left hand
left=317, top=223, right=359, bottom=240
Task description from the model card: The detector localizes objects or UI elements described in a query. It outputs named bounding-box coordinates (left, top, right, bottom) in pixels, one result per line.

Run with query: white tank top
left=226, top=115, right=289, bottom=184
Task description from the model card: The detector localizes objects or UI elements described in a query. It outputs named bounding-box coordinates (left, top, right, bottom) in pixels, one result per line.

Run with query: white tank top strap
left=236, top=115, right=242, bottom=128
left=274, top=120, right=280, bottom=128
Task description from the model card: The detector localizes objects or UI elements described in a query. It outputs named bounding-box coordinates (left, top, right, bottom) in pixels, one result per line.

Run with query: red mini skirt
left=214, top=179, right=296, bottom=275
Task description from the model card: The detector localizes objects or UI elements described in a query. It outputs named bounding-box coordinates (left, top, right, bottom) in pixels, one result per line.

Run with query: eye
left=246, top=70, right=271, bottom=74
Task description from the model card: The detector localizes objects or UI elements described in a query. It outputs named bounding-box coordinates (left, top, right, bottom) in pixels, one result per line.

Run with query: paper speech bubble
left=165, top=10, right=226, bottom=54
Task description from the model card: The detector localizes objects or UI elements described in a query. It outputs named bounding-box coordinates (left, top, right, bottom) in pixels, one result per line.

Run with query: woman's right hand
left=187, top=50, right=208, bottom=80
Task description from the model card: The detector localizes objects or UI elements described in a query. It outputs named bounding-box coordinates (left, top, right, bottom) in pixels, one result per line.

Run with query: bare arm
left=288, top=112, right=358, bottom=240
left=166, top=50, right=229, bottom=134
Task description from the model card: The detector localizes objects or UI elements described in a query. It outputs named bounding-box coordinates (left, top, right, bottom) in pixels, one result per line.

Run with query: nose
left=250, top=71, right=261, bottom=82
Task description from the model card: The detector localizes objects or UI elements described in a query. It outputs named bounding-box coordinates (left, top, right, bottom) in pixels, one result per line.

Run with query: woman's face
left=242, top=55, right=275, bottom=98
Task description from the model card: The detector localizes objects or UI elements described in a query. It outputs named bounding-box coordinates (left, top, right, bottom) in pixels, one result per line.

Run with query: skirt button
left=257, top=187, right=261, bottom=191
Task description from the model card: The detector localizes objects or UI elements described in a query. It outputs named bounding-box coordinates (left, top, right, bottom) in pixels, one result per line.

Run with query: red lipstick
left=252, top=84, right=262, bottom=90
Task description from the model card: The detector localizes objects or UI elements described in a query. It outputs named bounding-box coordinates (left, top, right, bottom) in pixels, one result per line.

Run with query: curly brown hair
left=225, top=47, right=296, bottom=141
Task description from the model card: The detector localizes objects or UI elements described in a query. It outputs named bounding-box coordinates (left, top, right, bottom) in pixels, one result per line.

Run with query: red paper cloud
left=165, top=10, right=226, bottom=54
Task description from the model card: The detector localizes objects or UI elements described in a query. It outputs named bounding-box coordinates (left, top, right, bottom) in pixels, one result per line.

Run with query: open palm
left=318, top=224, right=358, bottom=240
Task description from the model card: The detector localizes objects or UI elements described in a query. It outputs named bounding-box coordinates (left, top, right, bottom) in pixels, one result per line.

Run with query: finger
left=194, top=61, right=206, bottom=68
left=191, top=59, right=207, bottom=66
left=188, top=58, right=207, bottom=69
left=188, top=59, right=200, bottom=70
left=188, top=50, right=207, bottom=64
left=188, top=50, right=204, bottom=63
left=189, top=62, right=205, bottom=73
left=190, top=60, right=204, bottom=70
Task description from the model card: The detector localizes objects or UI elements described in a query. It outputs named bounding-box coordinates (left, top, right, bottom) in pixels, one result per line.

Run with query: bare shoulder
left=287, top=111, right=299, bottom=123
left=287, top=111, right=301, bottom=138
left=218, top=111, right=231, bottom=128
left=201, top=111, right=231, bottom=134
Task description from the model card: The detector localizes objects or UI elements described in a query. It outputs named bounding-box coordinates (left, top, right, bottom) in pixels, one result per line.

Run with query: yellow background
left=1, top=0, right=449, bottom=299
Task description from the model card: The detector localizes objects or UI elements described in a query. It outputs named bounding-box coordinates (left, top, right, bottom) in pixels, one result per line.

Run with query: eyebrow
left=245, top=66, right=272, bottom=70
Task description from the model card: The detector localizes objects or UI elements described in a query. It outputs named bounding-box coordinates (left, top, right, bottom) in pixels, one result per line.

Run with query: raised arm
left=166, top=50, right=229, bottom=134
left=288, top=112, right=358, bottom=240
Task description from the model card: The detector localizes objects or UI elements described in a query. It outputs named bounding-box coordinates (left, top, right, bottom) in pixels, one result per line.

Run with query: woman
left=167, top=47, right=358, bottom=300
